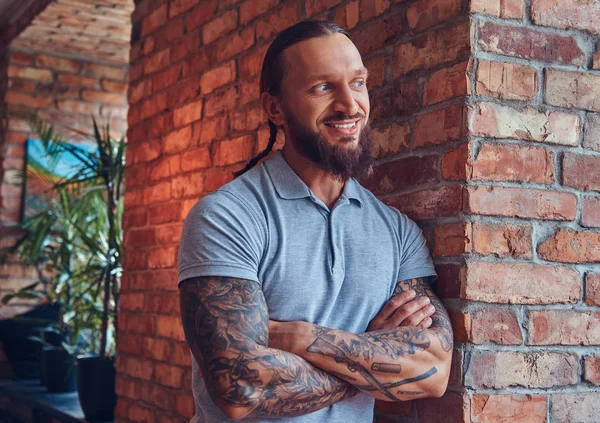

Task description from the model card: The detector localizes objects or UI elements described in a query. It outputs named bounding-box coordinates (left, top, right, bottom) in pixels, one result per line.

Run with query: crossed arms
left=179, top=276, right=453, bottom=420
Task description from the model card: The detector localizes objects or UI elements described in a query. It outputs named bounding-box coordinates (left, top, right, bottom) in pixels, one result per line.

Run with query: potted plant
left=1, top=113, right=124, bottom=419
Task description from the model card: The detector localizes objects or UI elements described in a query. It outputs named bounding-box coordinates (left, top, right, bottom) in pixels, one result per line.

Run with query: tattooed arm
left=269, top=277, right=453, bottom=402
left=179, top=276, right=357, bottom=420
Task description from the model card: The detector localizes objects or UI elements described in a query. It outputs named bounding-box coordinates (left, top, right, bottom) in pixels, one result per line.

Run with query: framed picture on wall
left=23, top=138, right=97, bottom=220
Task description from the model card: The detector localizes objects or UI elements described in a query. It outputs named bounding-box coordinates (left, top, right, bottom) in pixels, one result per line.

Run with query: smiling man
left=178, top=20, right=453, bottom=422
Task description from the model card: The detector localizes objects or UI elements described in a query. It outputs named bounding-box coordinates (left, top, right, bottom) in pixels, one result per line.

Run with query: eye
left=314, top=83, right=330, bottom=92
left=354, top=79, right=367, bottom=88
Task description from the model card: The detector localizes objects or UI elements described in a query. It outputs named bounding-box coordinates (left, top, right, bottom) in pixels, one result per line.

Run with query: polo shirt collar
left=266, top=150, right=363, bottom=207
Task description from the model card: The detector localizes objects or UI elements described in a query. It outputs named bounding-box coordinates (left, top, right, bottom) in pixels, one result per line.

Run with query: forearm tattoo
left=394, top=277, right=454, bottom=352
left=306, top=325, right=437, bottom=400
left=179, top=277, right=357, bottom=418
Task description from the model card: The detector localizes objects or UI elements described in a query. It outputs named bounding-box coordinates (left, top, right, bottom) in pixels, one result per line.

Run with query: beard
left=284, top=111, right=374, bottom=183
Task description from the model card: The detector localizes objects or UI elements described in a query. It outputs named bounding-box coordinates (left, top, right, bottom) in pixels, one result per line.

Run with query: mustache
left=322, top=113, right=366, bottom=123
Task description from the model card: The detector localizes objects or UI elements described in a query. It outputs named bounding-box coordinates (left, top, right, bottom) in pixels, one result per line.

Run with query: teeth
left=330, top=122, right=356, bottom=129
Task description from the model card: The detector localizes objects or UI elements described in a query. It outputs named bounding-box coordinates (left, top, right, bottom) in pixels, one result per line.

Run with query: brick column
left=121, top=1, right=600, bottom=422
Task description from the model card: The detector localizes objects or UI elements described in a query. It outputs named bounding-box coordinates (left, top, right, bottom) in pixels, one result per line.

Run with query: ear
left=261, top=92, right=286, bottom=126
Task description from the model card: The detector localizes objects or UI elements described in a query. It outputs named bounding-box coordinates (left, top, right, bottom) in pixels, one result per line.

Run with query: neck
left=281, top=144, right=346, bottom=210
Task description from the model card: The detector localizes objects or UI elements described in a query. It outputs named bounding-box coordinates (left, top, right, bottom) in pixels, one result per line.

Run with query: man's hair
left=233, top=20, right=352, bottom=177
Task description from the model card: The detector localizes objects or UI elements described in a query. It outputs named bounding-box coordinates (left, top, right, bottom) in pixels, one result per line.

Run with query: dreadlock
left=233, top=20, right=351, bottom=178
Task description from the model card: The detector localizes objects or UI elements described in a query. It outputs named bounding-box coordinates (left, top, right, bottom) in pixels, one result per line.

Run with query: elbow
left=425, top=354, right=452, bottom=398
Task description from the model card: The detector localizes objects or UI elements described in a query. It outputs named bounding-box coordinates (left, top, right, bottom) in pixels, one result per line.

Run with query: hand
left=268, top=320, right=307, bottom=354
left=367, top=290, right=435, bottom=331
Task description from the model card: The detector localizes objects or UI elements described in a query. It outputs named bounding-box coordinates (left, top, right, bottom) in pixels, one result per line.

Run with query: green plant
left=1, top=113, right=125, bottom=359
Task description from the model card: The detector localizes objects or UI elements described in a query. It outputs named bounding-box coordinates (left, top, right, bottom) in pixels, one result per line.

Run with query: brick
left=101, top=80, right=128, bottom=92
left=171, top=173, right=204, bottom=198
left=204, top=86, right=237, bottom=117
left=140, top=384, right=171, bottom=410
left=128, top=79, right=152, bottom=105
left=333, top=1, right=360, bottom=30
left=214, top=135, right=255, bottom=166
left=353, top=12, right=404, bottom=56
left=116, top=375, right=142, bottom=398
left=9, top=51, right=34, bottom=65
left=125, top=356, right=154, bottom=381
left=173, top=392, right=195, bottom=419
left=528, top=310, right=600, bottom=345
left=143, top=337, right=172, bottom=362
left=152, top=65, right=183, bottom=93
left=129, top=403, right=155, bottom=423
left=472, top=143, right=554, bottom=184
left=470, top=0, right=524, bottom=19
left=120, top=292, right=145, bottom=311
left=471, top=308, right=523, bottom=345
left=365, top=155, right=439, bottom=195
left=584, top=113, right=600, bottom=152
left=144, top=48, right=170, bottom=75
left=149, top=202, right=182, bottom=225
left=132, top=139, right=161, bottom=164
left=231, top=107, right=262, bottom=132
left=200, top=61, right=236, bottom=94
left=123, top=207, right=147, bottom=229
left=5, top=92, right=53, bottom=108
left=532, top=0, right=600, bottom=34
left=173, top=100, right=202, bottom=128
left=203, top=9, right=238, bottom=44
left=82, top=63, right=127, bottom=81
left=240, top=0, right=278, bottom=24
left=441, top=143, right=470, bottom=181
left=359, top=0, right=390, bottom=22
left=140, top=92, right=168, bottom=120
left=582, top=196, right=600, bottom=228
left=141, top=3, right=167, bottom=36
left=471, top=394, right=546, bottom=423
left=551, top=393, right=600, bottom=423
left=144, top=181, right=172, bottom=204
left=467, top=186, right=576, bottom=220
left=406, top=0, right=462, bottom=33
left=169, top=0, right=196, bottom=17
left=163, top=125, right=192, bottom=154
left=394, top=20, right=469, bottom=76
left=171, top=31, right=201, bottom=63
left=546, top=70, right=600, bottom=112
left=156, top=315, right=185, bottom=341
left=465, top=350, right=578, bottom=389
left=370, top=123, right=410, bottom=159
left=414, top=104, right=464, bottom=147
left=587, top=273, right=600, bottom=306
left=433, top=222, right=470, bottom=257
left=476, top=60, right=538, bottom=101
left=172, top=341, right=192, bottom=367
left=478, top=21, right=586, bottom=66
left=464, top=261, right=580, bottom=304
left=81, top=90, right=126, bottom=106
left=204, top=167, right=235, bottom=192
left=7, top=66, right=52, bottom=81
left=146, top=292, right=179, bottom=315
left=416, top=392, right=470, bottom=423
left=363, top=54, right=385, bottom=88
left=423, top=61, right=469, bottom=106
left=239, top=44, right=269, bottom=79
left=8, top=77, right=36, bottom=92
left=584, top=356, right=600, bottom=385
left=148, top=246, right=177, bottom=269
left=125, top=227, right=157, bottom=248
left=386, top=185, right=463, bottom=221
left=181, top=148, right=212, bottom=172
left=256, top=2, right=300, bottom=42
left=34, top=55, right=79, bottom=72
left=305, top=0, right=343, bottom=17
left=215, top=26, right=255, bottom=63
left=563, top=153, right=600, bottom=192
left=198, top=117, right=229, bottom=144
left=472, top=222, right=532, bottom=258
left=186, top=0, right=218, bottom=30
left=449, top=311, right=470, bottom=342
left=538, top=228, right=600, bottom=264
left=470, top=102, right=580, bottom=146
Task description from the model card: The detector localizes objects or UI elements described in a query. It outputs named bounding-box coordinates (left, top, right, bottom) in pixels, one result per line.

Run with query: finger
left=387, top=297, right=431, bottom=327
left=418, top=317, right=433, bottom=328
left=377, top=290, right=416, bottom=321
left=402, top=303, right=436, bottom=327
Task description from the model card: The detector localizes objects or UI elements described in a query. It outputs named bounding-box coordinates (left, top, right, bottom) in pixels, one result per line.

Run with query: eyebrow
left=305, top=67, right=369, bottom=84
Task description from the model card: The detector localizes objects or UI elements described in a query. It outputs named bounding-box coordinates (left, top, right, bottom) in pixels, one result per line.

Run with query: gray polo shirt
left=178, top=149, right=436, bottom=423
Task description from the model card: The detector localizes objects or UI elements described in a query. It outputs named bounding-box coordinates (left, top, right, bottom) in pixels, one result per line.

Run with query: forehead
left=282, top=33, right=364, bottom=84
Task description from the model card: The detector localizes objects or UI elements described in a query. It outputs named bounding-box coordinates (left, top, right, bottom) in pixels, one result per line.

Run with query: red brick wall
left=121, top=0, right=600, bottom=422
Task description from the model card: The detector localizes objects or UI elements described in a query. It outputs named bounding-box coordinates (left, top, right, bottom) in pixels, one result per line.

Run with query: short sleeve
left=393, top=210, right=437, bottom=283
left=177, top=190, right=265, bottom=286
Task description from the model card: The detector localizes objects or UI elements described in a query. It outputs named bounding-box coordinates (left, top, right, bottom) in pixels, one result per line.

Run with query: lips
left=324, top=120, right=360, bottom=136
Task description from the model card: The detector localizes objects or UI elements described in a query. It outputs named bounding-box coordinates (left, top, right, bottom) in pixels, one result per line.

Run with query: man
left=178, top=20, right=453, bottom=422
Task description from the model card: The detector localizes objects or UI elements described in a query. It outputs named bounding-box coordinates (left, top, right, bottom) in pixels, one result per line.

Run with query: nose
left=333, top=85, right=359, bottom=117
